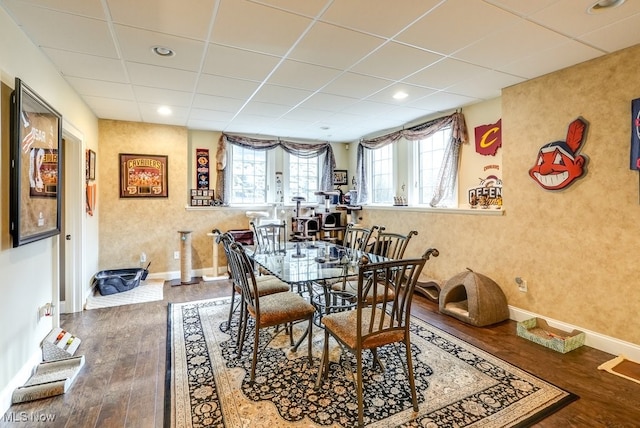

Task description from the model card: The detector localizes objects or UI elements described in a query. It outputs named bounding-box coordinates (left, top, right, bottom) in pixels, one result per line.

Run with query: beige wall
left=0, top=6, right=99, bottom=407
left=365, top=44, right=640, bottom=345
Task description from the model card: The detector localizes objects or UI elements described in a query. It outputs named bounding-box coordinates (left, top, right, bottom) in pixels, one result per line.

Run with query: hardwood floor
left=2, top=278, right=639, bottom=427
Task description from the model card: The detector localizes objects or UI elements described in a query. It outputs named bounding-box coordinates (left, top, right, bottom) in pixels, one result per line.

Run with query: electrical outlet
left=174, top=251, right=180, bottom=260
left=515, top=277, right=528, bottom=292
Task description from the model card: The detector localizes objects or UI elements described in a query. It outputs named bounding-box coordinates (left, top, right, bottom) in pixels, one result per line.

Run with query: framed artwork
left=333, top=169, right=348, bottom=185
left=119, top=153, right=168, bottom=198
left=86, top=149, right=96, bottom=181
left=10, top=78, right=62, bottom=247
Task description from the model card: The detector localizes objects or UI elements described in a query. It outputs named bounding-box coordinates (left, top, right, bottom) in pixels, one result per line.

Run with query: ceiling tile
left=2, top=0, right=106, bottom=18
left=407, top=91, right=480, bottom=112
left=42, top=48, right=127, bottom=82
left=241, top=100, right=292, bottom=117
left=453, top=19, right=571, bottom=69
left=366, top=84, right=436, bottom=105
left=267, top=60, right=343, bottom=91
left=83, top=96, right=142, bottom=121
left=320, top=0, right=441, bottom=38
left=289, top=21, right=385, bottom=69
left=4, top=3, right=117, bottom=57
left=249, top=0, right=329, bottom=18
left=320, top=72, right=392, bottom=99
left=203, top=44, right=281, bottom=81
left=211, top=0, right=312, bottom=56
left=65, top=76, right=134, bottom=100
left=578, top=14, right=640, bottom=53
left=404, top=58, right=490, bottom=90
left=196, top=74, right=260, bottom=99
left=192, top=93, right=245, bottom=112
left=528, top=0, right=640, bottom=39
left=132, top=86, right=193, bottom=107
left=126, top=62, right=197, bottom=92
left=299, top=93, right=358, bottom=112
left=252, top=84, right=313, bottom=106
left=106, top=0, right=217, bottom=40
left=499, top=40, right=603, bottom=79
left=446, top=70, right=525, bottom=100
left=395, top=0, right=519, bottom=55
left=351, top=42, right=443, bottom=81
left=114, top=25, right=206, bottom=72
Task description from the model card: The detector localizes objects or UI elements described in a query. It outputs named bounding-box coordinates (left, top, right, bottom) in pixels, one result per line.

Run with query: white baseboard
left=509, top=306, right=640, bottom=362
left=0, top=350, right=42, bottom=418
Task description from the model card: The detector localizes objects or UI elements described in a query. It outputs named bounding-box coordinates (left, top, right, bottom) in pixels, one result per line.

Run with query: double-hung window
left=368, top=144, right=394, bottom=204
left=230, top=145, right=268, bottom=204
left=414, top=127, right=456, bottom=207
left=287, top=154, right=321, bottom=202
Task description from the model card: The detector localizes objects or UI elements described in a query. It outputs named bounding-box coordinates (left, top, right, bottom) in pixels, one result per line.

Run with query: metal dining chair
left=316, top=248, right=439, bottom=427
left=370, top=228, right=418, bottom=259
left=216, top=230, right=289, bottom=335
left=228, top=242, right=316, bottom=383
left=250, top=220, right=288, bottom=254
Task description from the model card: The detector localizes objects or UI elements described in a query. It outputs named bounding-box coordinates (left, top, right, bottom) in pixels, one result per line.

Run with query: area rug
left=598, top=355, right=640, bottom=385
left=165, top=298, right=578, bottom=427
left=85, top=279, right=164, bottom=310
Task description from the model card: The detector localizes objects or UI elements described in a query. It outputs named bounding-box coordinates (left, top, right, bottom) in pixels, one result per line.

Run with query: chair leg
left=356, top=349, right=364, bottom=428
left=405, top=339, right=418, bottom=412
left=250, top=320, right=260, bottom=383
left=236, top=301, right=248, bottom=356
left=224, top=287, right=237, bottom=332
left=315, top=328, right=330, bottom=388
left=307, top=318, right=313, bottom=366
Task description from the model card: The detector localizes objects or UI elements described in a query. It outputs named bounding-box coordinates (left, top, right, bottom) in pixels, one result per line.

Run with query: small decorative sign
left=468, top=175, right=503, bottom=209
left=119, top=153, right=168, bottom=198
left=196, top=148, right=209, bottom=189
left=529, top=117, right=589, bottom=191
left=474, top=119, right=502, bottom=156
left=631, top=98, right=640, bottom=170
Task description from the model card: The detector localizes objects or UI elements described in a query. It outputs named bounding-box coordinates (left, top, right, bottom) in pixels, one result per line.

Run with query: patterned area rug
left=85, top=279, right=164, bottom=309
left=165, top=298, right=577, bottom=427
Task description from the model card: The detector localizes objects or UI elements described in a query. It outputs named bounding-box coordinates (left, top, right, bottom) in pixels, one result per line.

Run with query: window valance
left=355, top=112, right=468, bottom=206
left=216, top=133, right=336, bottom=204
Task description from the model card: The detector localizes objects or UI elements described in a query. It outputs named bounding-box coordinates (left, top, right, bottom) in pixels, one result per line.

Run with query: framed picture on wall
left=86, top=149, right=96, bottom=181
left=10, top=78, right=62, bottom=247
left=119, top=153, right=168, bottom=198
left=333, top=169, right=348, bottom=185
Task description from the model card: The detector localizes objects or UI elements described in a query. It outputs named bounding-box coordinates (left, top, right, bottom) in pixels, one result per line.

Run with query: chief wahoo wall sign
left=529, top=117, right=589, bottom=191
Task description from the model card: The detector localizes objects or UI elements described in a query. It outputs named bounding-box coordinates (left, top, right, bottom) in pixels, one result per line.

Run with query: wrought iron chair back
left=370, top=228, right=418, bottom=259
left=316, top=248, right=439, bottom=427
left=251, top=220, right=287, bottom=254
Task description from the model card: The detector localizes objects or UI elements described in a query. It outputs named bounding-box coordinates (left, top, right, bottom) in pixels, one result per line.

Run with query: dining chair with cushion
left=316, top=248, right=439, bottom=427
left=217, top=231, right=289, bottom=334
left=370, top=228, right=418, bottom=259
left=228, top=242, right=316, bottom=383
left=250, top=220, right=288, bottom=254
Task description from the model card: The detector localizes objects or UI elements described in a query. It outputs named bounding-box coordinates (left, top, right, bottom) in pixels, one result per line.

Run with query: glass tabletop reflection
left=248, top=241, right=388, bottom=284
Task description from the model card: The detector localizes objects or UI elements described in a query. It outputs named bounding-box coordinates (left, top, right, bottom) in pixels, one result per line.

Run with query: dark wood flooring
left=2, top=278, right=639, bottom=427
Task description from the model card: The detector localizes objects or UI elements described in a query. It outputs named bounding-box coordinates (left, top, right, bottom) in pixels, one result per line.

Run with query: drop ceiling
left=2, top=0, right=639, bottom=142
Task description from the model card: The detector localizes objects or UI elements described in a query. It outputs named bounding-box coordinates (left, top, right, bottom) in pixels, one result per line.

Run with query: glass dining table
left=247, top=240, right=390, bottom=348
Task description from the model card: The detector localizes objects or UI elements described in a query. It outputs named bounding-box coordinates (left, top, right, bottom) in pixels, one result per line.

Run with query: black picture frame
left=86, top=149, right=96, bottom=181
left=333, top=169, right=348, bottom=185
left=10, top=78, right=63, bottom=247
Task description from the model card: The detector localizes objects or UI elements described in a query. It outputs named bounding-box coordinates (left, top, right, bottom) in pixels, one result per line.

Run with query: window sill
left=364, top=205, right=505, bottom=216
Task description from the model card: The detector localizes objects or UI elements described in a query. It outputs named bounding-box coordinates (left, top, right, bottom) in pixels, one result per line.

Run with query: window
left=287, top=154, right=321, bottom=201
left=368, top=144, right=394, bottom=204
left=230, top=145, right=267, bottom=204
left=415, top=127, right=455, bottom=207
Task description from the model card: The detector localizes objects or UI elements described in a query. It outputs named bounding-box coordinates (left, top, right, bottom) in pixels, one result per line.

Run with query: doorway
left=60, top=122, right=84, bottom=314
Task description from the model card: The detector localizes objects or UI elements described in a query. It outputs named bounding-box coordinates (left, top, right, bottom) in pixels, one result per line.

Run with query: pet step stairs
left=12, top=355, right=85, bottom=404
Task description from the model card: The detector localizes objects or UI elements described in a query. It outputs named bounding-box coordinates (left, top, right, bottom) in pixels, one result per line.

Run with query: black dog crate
left=92, top=268, right=148, bottom=296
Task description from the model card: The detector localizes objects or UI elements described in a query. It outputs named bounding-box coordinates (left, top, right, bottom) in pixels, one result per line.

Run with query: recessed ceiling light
left=393, top=91, right=408, bottom=100
left=157, top=106, right=172, bottom=116
left=152, top=46, right=175, bottom=57
left=320, top=126, right=330, bottom=130
left=588, top=0, right=625, bottom=13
